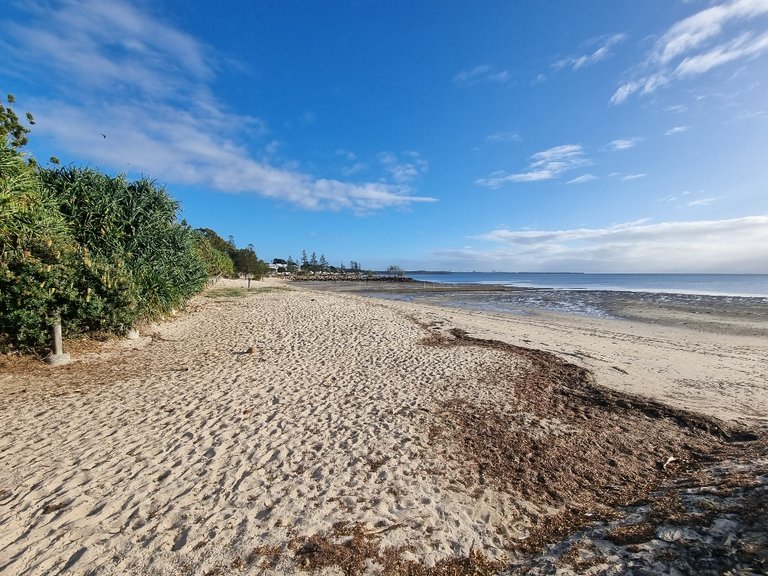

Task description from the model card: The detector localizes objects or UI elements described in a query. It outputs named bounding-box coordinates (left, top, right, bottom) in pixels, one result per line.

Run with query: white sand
left=0, top=278, right=765, bottom=575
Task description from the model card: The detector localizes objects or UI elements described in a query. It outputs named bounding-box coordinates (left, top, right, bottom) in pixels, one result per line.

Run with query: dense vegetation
left=0, top=94, right=267, bottom=353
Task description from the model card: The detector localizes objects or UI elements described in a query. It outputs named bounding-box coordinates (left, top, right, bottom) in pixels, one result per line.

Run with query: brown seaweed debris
left=514, top=459, right=768, bottom=574
left=445, top=328, right=756, bottom=443
left=419, top=323, right=764, bottom=556
left=288, top=521, right=506, bottom=575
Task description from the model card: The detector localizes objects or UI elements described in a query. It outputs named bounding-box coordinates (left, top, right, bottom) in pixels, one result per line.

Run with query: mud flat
left=0, top=279, right=765, bottom=575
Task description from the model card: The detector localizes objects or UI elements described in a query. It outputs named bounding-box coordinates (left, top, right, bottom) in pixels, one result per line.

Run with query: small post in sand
left=45, top=315, right=71, bottom=366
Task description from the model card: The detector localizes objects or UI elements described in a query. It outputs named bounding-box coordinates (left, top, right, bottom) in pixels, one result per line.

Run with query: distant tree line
left=385, top=265, right=405, bottom=277
left=269, top=250, right=368, bottom=275
left=196, top=229, right=269, bottom=280
left=0, top=93, right=268, bottom=353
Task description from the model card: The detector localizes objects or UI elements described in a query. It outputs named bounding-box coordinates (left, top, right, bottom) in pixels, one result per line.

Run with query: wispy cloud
left=665, top=125, right=691, bottom=135
left=687, top=196, right=722, bottom=206
left=553, top=33, right=626, bottom=71
left=432, top=216, right=768, bottom=273
left=0, top=0, right=434, bottom=213
left=452, top=64, right=510, bottom=87
left=607, top=137, right=642, bottom=151
left=485, top=130, right=521, bottom=143
left=377, top=151, right=429, bottom=184
left=622, top=173, right=647, bottom=181
left=298, top=110, right=316, bottom=126
left=567, top=174, right=599, bottom=184
left=476, top=144, right=589, bottom=188
left=611, top=0, right=768, bottom=104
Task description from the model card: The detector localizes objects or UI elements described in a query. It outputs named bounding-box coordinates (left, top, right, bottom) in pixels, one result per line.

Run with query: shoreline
left=1, top=278, right=766, bottom=574
left=300, top=280, right=768, bottom=338
left=295, top=277, right=768, bottom=300
left=406, top=272, right=768, bottom=300
left=300, top=280, right=768, bottom=427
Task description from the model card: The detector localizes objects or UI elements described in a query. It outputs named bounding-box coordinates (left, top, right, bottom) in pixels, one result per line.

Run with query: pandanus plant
left=1, top=93, right=209, bottom=352
left=1, top=149, right=208, bottom=352
left=0, top=142, right=76, bottom=350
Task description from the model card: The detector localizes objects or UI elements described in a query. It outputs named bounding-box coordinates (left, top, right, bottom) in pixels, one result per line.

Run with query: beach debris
left=149, top=332, right=176, bottom=342
left=662, top=456, right=678, bottom=470
left=366, top=456, right=388, bottom=471
left=418, top=322, right=764, bottom=568
left=41, top=501, right=67, bottom=514
left=156, top=470, right=171, bottom=482
left=232, top=346, right=256, bottom=356
left=288, top=521, right=506, bottom=575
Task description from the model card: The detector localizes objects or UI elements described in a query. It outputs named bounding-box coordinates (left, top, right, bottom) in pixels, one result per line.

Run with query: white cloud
left=341, top=162, right=368, bottom=177
left=431, top=216, right=768, bottom=273
left=677, top=30, right=768, bottom=75
left=0, top=0, right=434, bottom=213
left=567, top=174, right=599, bottom=184
left=622, top=173, right=647, bottom=181
left=485, top=131, right=521, bottom=143
left=607, top=137, right=642, bottom=151
left=452, top=64, right=510, bottom=87
left=553, top=33, right=626, bottom=71
left=530, top=144, right=587, bottom=169
left=476, top=144, right=589, bottom=188
left=3, top=0, right=212, bottom=98
left=610, top=82, right=641, bottom=104
left=298, top=111, right=317, bottom=126
left=687, top=197, right=722, bottom=206
left=665, top=125, right=691, bottom=135
left=612, top=0, right=768, bottom=104
left=652, top=0, right=768, bottom=65
left=476, top=170, right=555, bottom=186
left=263, top=140, right=281, bottom=156
left=377, top=151, right=429, bottom=184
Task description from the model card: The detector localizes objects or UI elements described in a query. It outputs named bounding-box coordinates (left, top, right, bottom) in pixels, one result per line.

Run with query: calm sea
left=408, top=273, right=768, bottom=298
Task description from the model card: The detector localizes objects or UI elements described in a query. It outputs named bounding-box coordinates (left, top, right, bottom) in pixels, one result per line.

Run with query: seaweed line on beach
left=409, top=315, right=766, bottom=573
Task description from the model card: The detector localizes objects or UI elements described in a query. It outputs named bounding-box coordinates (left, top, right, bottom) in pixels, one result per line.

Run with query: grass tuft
left=204, top=286, right=290, bottom=299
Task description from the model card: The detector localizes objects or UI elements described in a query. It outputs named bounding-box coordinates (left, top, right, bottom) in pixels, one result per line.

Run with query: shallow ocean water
left=408, top=272, right=768, bottom=298
left=365, top=287, right=768, bottom=321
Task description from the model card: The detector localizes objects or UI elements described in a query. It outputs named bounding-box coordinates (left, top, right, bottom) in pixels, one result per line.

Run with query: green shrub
left=0, top=143, right=78, bottom=350
left=195, top=234, right=235, bottom=278
left=1, top=158, right=209, bottom=352
left=40, top=167, right=208, bottom=320
left=1, top=95, right=214, bottom=353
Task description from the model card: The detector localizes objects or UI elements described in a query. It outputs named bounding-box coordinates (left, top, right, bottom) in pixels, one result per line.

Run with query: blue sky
left=2, top=0, right=767, bottom=272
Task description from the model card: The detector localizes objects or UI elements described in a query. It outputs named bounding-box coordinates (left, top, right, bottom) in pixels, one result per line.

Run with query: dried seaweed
left=419, top=324, right=765, bottom=558
left=288, top=521, right=507, bottom=575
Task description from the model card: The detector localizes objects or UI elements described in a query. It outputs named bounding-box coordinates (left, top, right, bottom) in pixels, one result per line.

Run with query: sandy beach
left=1, top=278, right=766, bottom=575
